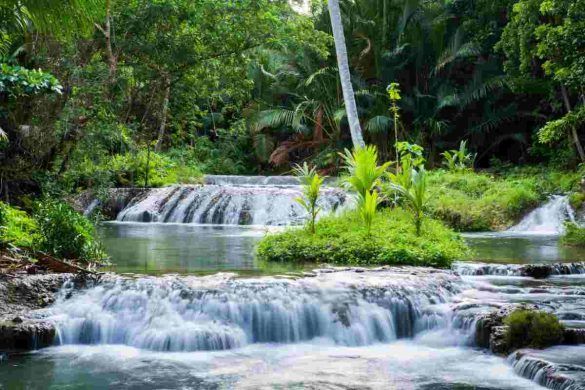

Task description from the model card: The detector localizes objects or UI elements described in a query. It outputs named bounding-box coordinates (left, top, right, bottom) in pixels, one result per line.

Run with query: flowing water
left=116, top=176, right=348, bottom=226
left=2, top=181, right=585, bottom=389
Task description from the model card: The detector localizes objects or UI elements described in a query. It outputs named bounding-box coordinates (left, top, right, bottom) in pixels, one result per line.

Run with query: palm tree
left=1, top=0, right=103, bottom=55
left=327, top=0, right=365, bottom=149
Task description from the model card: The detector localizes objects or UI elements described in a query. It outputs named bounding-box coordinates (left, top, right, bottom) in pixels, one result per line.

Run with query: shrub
left=34, top=200, right=108, bottom=263
left=561, top=222, right=585, bottom=247
left=256, top=208, right=468, bottom=268
left=0, top=202, right=39, bottom=249
left=504, top=310, right=564, bottom=350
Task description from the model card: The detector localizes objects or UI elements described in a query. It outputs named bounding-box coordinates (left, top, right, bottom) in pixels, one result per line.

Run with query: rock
left=474, top=303, right=538, bottom=354
left=564, top=328, right=585, bottom=345
left=0, top=318, right=55, bottom=352
left=521, top=265, right=552, bottom=279
left=489, top=325, right=509, bottom=355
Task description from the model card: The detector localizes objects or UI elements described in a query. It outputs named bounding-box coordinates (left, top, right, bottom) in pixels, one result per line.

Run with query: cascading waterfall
left=47, top=269, right=461, bottom=352
left=116, top=175, right=349, bottom=225
left=508, top=195, right=576, bottom=235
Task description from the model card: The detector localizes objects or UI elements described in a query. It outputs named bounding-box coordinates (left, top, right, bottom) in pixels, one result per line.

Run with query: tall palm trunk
left=327, top=0, right=365, bottom=149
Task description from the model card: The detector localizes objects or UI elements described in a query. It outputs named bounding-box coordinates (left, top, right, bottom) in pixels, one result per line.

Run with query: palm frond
left=365, top=115, right=392, bottom=134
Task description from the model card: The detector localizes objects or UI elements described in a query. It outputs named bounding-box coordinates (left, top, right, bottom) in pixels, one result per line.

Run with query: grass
left=256, top=208, right=468, bottom=268
left=426, top=170, right=541, bottom=231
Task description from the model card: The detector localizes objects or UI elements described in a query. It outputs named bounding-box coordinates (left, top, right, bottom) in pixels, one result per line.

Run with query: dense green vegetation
left=504, top=309, right=564, bottom=350
left=0, top=201, right=107, bottom=264
left=427, top=168, right=584, bottom=231
left=562, top=222, right=585, bottom=247
left=257, top=209, right=467, bottom=267
left=1, top=0, right=584, bottom=264
left=1, top=0, right=584, bottom=203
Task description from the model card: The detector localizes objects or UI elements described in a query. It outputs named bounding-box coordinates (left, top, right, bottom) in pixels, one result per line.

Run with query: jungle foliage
left=0, top=0, right=584, bottom=202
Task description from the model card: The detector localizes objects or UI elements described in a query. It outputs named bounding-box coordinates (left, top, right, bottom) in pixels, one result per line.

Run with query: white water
left=508, top=195, right=576, bottom=235
left=10, top=266, right=585, bottom=388
left=116, top=176, right=349, bottom=225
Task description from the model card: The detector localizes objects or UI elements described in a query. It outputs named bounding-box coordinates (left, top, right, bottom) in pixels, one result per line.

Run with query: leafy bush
left=504, top=310, right=564, bottom=350
left=561, top=222, right=585, bottom=247
left=427, top=170, right=540, bottom=231
left=34, top=200, right=108, bottom=263
left=0, top=202, right=39, bottom=249
left=256, top=208, right=468, bottom=268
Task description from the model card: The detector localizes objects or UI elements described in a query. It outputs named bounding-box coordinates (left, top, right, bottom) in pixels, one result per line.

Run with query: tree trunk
left=327, top=0, right=365, bottom=149
left=155, top=75, right=171, bottom=152
left=560, top=85, right=585, bottom=162
left=95, top=0, right=117, bottom=81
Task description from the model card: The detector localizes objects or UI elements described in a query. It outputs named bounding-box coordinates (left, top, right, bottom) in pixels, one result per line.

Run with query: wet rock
left=489, top=326, right=509, bottom=355
left=521, top=265, right=552, bottom=279
left=564, top=328, right=585, bottom=345
left=0, top=318, right=55, bottom=352
left=474, top=304, right=538, bottom=353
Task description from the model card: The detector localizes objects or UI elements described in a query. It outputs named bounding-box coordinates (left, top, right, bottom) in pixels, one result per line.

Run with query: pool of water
left=463, top=232, right=585, bottom=264
left=97, top=222, right=304, bottom=276
left=97, top=223, right=585, bottom=276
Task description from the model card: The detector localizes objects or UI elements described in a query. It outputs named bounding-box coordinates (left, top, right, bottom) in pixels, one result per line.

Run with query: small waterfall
left=48, top=269, right=461, bottom=352
left=83, top=199, right=100, bottom=217
left=508, top=349, right=585, bottom=390
left=508, top=195, right=576, bottom=235
left=116, top=176, right=349, bottom=225
left=453, top=262, right=585, bottom=277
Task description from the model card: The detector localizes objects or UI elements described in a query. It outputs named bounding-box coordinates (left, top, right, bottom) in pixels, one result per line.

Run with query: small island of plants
left=257, top=141, right=469, bottom=268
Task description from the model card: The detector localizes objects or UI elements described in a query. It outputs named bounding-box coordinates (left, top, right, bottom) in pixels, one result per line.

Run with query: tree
left=327, top=0, right=365, bottom=149
left=498, top=0, right=585, bottom=162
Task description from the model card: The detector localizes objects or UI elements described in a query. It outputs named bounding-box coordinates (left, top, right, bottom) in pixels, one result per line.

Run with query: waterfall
left=508, top=195, right=576, bottom=235
left=116, top=176, right=349, bottom=225
left=48, top=269, right=461, bottom=352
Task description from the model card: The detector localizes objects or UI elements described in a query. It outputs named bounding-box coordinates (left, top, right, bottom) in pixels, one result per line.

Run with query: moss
left=426, top=170, right=540, bottom=231
left=504, top=310, right=564, bottom=350
left=561, top=222, right=585, bottom=247
left=256, top=209, right=468, bottom=268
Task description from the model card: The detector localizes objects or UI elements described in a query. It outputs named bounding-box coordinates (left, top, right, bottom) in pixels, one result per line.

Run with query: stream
left=1, top=178, right=584, bottom=390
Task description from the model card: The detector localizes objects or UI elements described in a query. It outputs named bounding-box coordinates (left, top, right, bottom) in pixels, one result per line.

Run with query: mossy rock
left=503, top=309, right=564, bottom=351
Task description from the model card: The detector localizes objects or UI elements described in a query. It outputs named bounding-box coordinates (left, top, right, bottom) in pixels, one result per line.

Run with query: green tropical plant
left=293, top=162, right=325, bottom=234
left=359, top=189, right=381, bottom=235
left=340, top=145, right=391, bottom=200
left=391, top=167, right=429, bottom=235
left=441, top=140, right=476, bottom=171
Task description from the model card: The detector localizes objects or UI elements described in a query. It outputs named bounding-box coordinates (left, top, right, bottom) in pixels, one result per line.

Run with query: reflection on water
left=98, top=223, right=585, bottom=276
left=463, top=232, right=585, bottom=264
left=98, top=222, right=301, bottom=275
